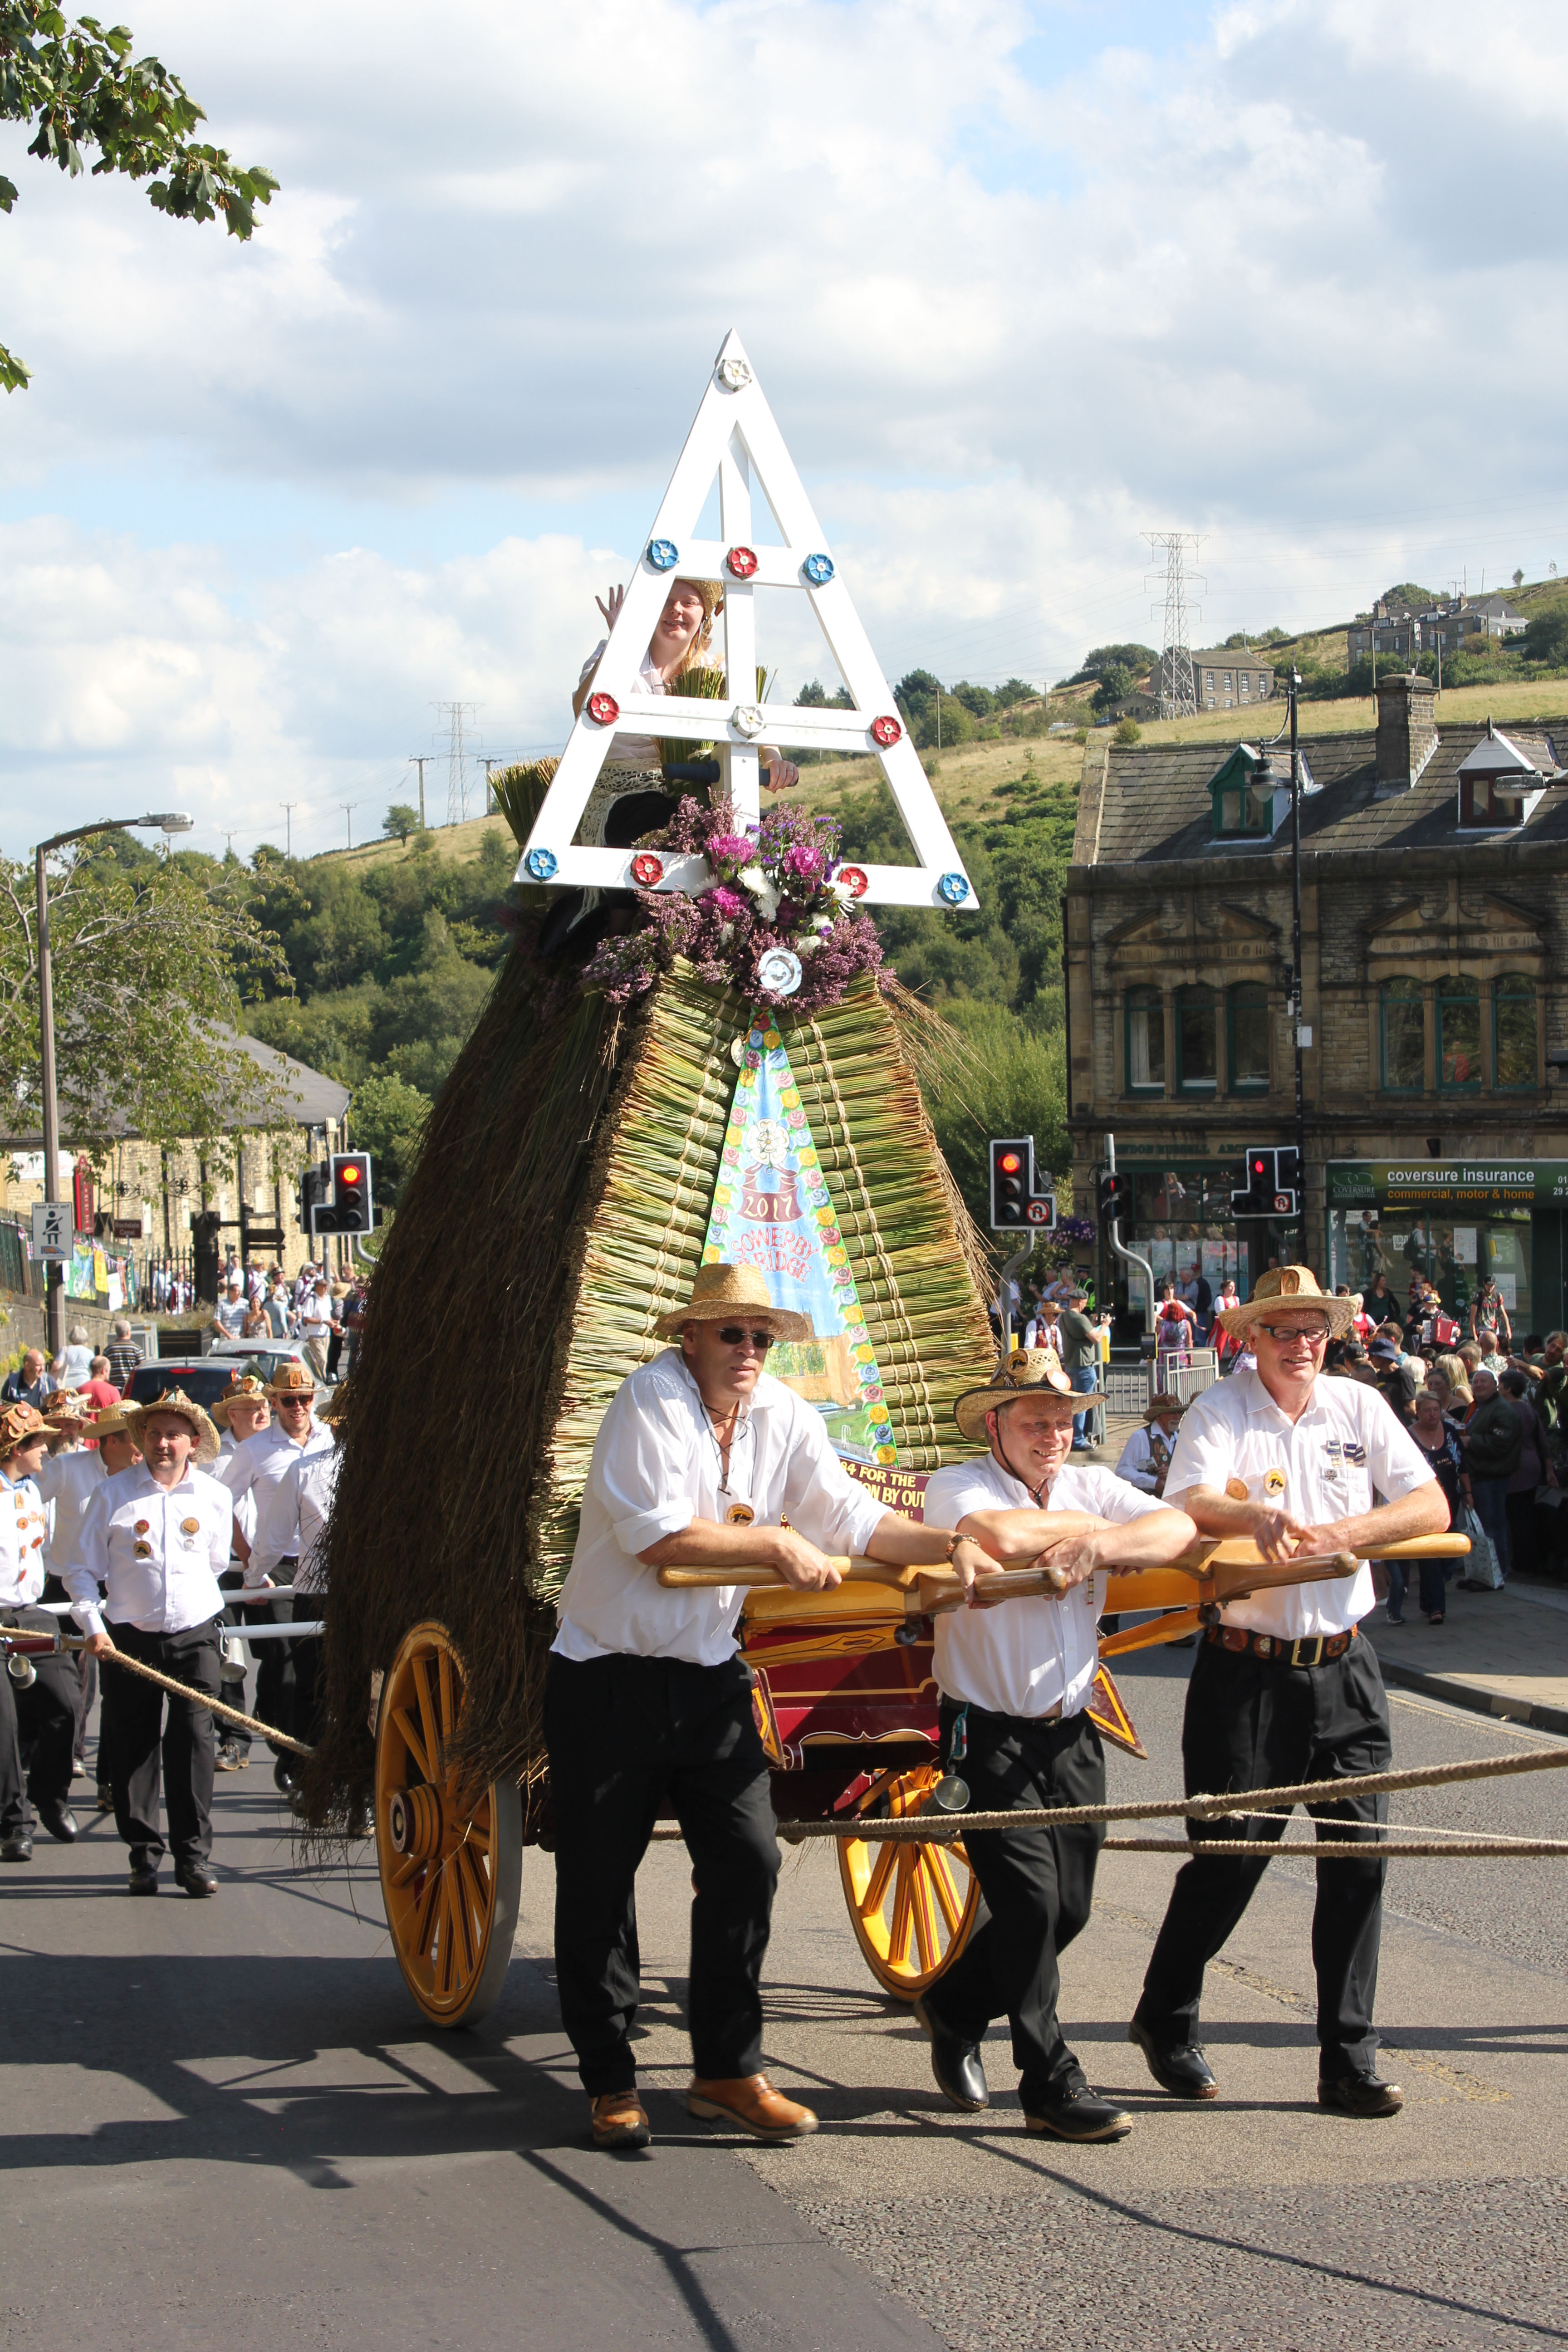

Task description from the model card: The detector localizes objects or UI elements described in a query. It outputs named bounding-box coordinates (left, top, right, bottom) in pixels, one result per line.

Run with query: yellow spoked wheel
left=375, top=1620, right=522, bottom=2029
left=838, top=1764, right=981, bottom=2001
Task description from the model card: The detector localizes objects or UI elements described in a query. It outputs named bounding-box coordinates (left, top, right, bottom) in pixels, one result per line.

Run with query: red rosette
left=870, top=714, right=902, bottom=747
left=587, top=691, right=620, bottom=726
left=630, top=852, right=664, bottom=887
left=726, top=545, right=760, bottom=579
left=836, top=864, right=869, bottom=898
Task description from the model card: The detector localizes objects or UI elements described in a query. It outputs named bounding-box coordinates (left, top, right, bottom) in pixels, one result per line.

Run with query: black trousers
left=544, top=1651, right=780, bottom=2097
left=108, top=1617, right=221, bottom=1868
left=241, top=1574, right=297, bottom=1757
left=0, top=1606, right=77, bottom=1837
left=923, top=1700, right=1106, bottom=2109
left=291, top=1591, right=325, bottom=1745
left=218, top=1568, right=251, bottom=1752
left=1136, top=1636, right=1391, bottom=2078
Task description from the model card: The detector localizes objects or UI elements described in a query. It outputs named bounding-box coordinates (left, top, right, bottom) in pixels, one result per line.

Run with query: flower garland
left=581, top=796, right=884, bottom=1014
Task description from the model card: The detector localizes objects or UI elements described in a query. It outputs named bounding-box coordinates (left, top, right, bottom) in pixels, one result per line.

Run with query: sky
left=2, top=0, right=1566, bottom=861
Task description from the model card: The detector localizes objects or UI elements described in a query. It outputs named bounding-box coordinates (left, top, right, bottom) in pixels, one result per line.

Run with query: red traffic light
left=339, top=1163, right=362, bottom=1186
left=998, top=1151, right=1023, bottom=1174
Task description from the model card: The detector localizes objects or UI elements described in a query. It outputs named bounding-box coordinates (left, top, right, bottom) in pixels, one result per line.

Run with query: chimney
left=1374, top=671, right=1438, bottom=797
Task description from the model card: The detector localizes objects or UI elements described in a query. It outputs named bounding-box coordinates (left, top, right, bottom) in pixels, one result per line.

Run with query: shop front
left=1325, top=1161, right=1568, bottom=1338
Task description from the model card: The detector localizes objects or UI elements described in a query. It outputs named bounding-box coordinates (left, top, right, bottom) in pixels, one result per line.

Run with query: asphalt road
left=4, top=1644, right=1565, bottom=2352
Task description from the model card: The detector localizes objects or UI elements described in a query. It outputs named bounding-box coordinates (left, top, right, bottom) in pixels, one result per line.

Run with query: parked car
left=122, top=1345, right=309, bottom=1411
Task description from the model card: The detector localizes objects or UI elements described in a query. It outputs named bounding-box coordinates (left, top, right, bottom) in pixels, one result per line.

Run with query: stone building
left=1065, top=674, right=1568, bottom=1335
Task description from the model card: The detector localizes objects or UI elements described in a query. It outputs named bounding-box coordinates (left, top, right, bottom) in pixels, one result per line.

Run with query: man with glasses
left=219, top=1363, right=331, bottom=1785
left=547, top=1261, right=993, bottom=2153
left=1128, top=1267, right=1447, bottom=2118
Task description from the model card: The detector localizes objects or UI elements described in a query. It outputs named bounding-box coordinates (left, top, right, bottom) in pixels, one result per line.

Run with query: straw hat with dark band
left=263, top=1361, right=318, bottom=1403
left=88, top=1402, right=140, bottom=1443
left=953, top=1345, right=1075, bottom=1444
left=1213, top=1264, right=1356, bottom=1341
left=213, top=1373, right=269, bottom=1429
left=126, top=1388, right=220, bottom=1466
left=653, top=1262, right=814, bottom=1345
left=1144, top=1391, right=1187, bottom=1425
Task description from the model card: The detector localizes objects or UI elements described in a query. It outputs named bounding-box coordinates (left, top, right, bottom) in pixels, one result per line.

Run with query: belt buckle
left=1290, top=1635, right=1324, bottom=1668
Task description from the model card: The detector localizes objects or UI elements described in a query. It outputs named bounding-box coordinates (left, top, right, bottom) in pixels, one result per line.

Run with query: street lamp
left=1254, top=671, right=1307, bottom=1252
left=33, top=811, right=195, bottom=1351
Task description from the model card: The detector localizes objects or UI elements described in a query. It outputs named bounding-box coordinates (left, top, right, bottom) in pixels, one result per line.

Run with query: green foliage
left=0, top=2, right=277, bottom=389
left=1524, top=608, right=1568, bottom=666
left=347, top=1070, right=429, bottom=1206
left=795, top=679, right=853, bottom=709
left=383, top=803, right=420, bottom=845
left=1379, top=582, right=1438, bottom=611
left=1113, top=715, right=1142, bottom=745
left=1092, top=663, right=1135, bottom=712
left=919, top=1004, right=1068, bottom=1228
left=1059, top=642, right=1156, bottom=689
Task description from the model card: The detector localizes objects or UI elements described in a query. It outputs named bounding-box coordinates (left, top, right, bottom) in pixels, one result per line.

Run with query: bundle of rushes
left=304, top=954, right=995, bottom=1829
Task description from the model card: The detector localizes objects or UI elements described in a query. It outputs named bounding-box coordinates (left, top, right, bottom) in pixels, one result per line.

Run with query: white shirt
left=38, top=1448, right=110, bottom=1578
left=579, top=641, right=671, bottom=767
left=923, top=1455, right=1169, bottom=1720
left=64, top=1462, right=232, bottom=1638
left=221, top=1420, right=334, bottom=1588
left=267, top=1448, right=340, bottom=1596
left=214, top=1297, right=247, bottom=1336
left=1162, top=1365, right=1435, bottom=1638
left=1113, top=1425, right=1169, bottom=1494
left=0, top=1468, right=48, bottom=1608
left=553, top=1350, right=887, bottom=1667
left=216, top=1431, right=259, bottom=1548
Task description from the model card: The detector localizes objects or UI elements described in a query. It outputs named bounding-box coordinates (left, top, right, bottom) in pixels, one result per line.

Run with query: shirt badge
left=181, top=1517, right=201, bottom=1535
left=725, top=1502, right=756, bottom=1525
left=134, top=1520, right=150, bottom=1535
left=1343, top=1441, right=1367, bottom=1466
left=1225, top=1476, right=1250, bottom=1501
left=1263, top=1468, right=1287, bottom=1497
left=134, top=1541, right=152, bottom=1558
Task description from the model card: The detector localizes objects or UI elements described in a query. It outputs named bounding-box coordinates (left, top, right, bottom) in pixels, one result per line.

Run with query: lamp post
left=1255, top=671, right=1308, bottom=1255
left=33, top=811, right=194, bottom=1352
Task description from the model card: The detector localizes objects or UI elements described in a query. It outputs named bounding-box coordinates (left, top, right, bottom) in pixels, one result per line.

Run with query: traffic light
left=1232, top=1147, right=1301, bottom=1217
left=1274, top=1147, right=1302, bottom=1216
left=988, top=1137, right=1056, bottom=1231
left=300, top=1160, right=330, bottom=1235
left=1097, top=1170, right=1133, bottom=1225
left=311, top=1152, right=374, bottom=1236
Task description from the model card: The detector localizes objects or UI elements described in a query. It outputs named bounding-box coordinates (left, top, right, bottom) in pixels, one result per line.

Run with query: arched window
left=1124, top=987, right=1164, bottom=1092
left=1380, top=979, right=1424, bottom=1093
left=1494, top=974, right=1538, bottom=1091
left=1176, top=985, right=1216, bottom=1090
left=1437, top=975, right=1481, bottom=1090
left=1228, top=984, right=1270, bottom=1091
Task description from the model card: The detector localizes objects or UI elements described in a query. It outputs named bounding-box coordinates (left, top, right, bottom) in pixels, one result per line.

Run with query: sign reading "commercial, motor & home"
left=1326, top=1161, right=1568, bottom=1210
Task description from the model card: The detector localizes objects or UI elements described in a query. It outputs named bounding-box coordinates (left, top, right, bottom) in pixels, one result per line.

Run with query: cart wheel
left=375, top=1620, right=522, bottom=2029
left=838, top=1764, right=981, bottom=2001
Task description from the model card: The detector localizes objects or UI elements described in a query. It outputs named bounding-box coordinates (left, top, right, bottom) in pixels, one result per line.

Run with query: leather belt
left=1206, top=1624, right=1357, bottom=1668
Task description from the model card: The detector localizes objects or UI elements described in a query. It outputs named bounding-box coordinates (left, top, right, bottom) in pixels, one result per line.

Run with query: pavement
left=5, top=1662, right=1565, bottom=2352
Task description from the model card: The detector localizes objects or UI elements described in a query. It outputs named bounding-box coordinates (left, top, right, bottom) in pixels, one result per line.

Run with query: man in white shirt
left=1114, top=1394, right=1186, bottom=1494
left=916, top=1348, right=1198, bottom=2142
left=0, top=1403, right=80, bottom=1858
left=547, top=1262, right=991, bottom=2153
left=211, top=1376, right=271, bottom=1772
left=220, top=1362, right=332, bottom=1790
left=250, top=1383, right=345, bottom=1751
left=39, top=1395, right=141, bottom=1807
left=67, top=1391, right=233, bottom=1897
left=1128, top=1267, right=1447, bottom=2119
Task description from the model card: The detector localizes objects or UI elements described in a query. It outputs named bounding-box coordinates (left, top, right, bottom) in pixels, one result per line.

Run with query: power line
left=408, top=754, right=429, bottom=830
left=434, top=701, right=480, bottom=826
left=1145, top=530, right=1205, bottom=720
left=337, top=800, right=359, bottom=850
left=277, top=801, right=298, bottom=856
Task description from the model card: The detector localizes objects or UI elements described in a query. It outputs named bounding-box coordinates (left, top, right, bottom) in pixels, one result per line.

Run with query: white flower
left=825, top=877, right=856, bottom=908
left=739, top=864, right=780, bottom=921
left=797, top=932, right=821, bottom=956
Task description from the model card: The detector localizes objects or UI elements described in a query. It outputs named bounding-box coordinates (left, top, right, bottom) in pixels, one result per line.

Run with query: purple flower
left=704, top=832, right=752, bottom=865
left=782, top=842, right=826, bottom=883
left=705, top=885, right=748, bottom=920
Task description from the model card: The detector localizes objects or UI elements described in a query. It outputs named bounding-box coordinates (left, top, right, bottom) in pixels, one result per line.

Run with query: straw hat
left=0, top=1401, right=50, bottom=1461
left=126, top=1388, right=220, bottom=1466
left=43, top=1390, right=93, bottom=1426
left=89, top=1401, right=140, bottom=1443
left=653, top=1262, right=814, bottom=1344
left=317, top=1380, right=352, bottom=1424
left=953, top=1345, right=1074, bottom=1444
left=212, top=1372, right=270, bottom=1429
left=263, top=1361, right=318, bottom=1403
left=1213, top=1264, right=1356, bottom=1341
left=1144, top=1391, right=1187, bottom=1425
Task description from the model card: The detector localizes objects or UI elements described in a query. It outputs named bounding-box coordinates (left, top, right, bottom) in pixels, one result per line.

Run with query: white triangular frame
left=516, top=329, right=978, bottom=911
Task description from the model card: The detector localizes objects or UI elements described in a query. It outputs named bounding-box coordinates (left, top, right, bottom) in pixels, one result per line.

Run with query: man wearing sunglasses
left=1128, top=1266, right=1447, bottom=2119
left=547, top=1261, right=993, bottom=2154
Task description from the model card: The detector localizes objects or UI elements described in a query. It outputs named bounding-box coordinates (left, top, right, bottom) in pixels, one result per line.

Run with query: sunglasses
left=714, top=1327, right=774, bottom=1350
left=1257, top=1322, right=1331, bottom=1343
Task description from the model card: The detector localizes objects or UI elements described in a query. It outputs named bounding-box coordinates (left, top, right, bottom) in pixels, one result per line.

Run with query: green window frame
left=1176, top=984, right=1217, bottom=1091
left=1494, top=973, right=1538, bottom=1091
left=1227, top=983, right=1270, bottom=1091
left=1124, top=986, right=1165, bottom=1093
left=1437, top=976, right=1482, bottom=1091
left=1380, top=979, right=1424, bottom=1093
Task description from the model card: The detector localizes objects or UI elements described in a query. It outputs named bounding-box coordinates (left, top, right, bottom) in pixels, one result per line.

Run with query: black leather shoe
left=175, top=1860, right=219, bottom=1898
left=912, top=1994, right=989, bottom=2111
left=36, top=1797, right=78, bottom=1843
left=0, top=1833, right=33, bottom=1862
left=1024, top=2085, right=1132, bottom=2142
left=128, top=1865, right=158, bottom=1894
left=1129, top=2019, right=1218, bottom=2100
left=1319, top=2069, right=1403, bottom=2117
left=96, top=1783, right=114, bottom=1813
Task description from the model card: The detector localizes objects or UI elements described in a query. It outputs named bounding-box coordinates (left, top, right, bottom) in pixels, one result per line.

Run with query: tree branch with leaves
left=0, top=2, right=277, bottom=389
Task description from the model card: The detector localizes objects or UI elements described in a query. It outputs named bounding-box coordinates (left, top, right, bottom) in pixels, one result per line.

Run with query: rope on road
left=100, top=1649, right=311, bottom=1758
left=1100, top=1836, right=1568, bottom=1859
left=773, top=1738, right=1568, bottom=1845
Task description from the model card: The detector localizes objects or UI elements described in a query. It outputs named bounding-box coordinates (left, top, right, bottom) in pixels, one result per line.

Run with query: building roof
left=1072, top=717, right=1568, bottom=875
left=1189, top=648, right=1276, bottom=666
left=1455, top=720, right=1563, bottom=783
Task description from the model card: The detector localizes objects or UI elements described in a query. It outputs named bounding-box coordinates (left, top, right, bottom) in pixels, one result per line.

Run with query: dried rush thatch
left=304, top=856, right=995, bottom=1833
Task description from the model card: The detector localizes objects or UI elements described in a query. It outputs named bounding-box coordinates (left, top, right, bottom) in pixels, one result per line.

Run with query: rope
left=1101, top=1837, right=1568, bottom=1859
left=774, top=1739, right=1568, bottom=1844
left=100, top=1648, right=312, bottom=1759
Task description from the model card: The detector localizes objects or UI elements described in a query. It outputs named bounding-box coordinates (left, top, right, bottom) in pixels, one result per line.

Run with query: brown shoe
left=589, top=2090, right=650, bottom=2150
left=686, top=2073, right=817, bottom=2141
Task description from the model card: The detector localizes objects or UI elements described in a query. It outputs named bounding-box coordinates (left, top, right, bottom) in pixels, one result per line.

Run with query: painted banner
left=702, top=1020, right=896, bottom=1466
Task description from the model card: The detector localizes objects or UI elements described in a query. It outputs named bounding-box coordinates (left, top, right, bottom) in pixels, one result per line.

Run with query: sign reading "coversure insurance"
left=1326, top=1161, right=1568, bottom=1210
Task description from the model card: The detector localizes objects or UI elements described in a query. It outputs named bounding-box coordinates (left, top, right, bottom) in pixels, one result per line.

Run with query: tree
left=1092, top=663, right=1135, bottom=713
left=1113, top=716, right=1142, bottom=745
left=0, top=3, right=277, bottom=390
left=383, top=803, right=421, bottom=847
left=1378, top=582, right=1438, bottom=612
left=1524, top=608, right=1568, bottom=666
left=918, top=1004, right=1068, bottom=1232
left=1060, top=642, right=1156, bottom=688
left=993, top=678, right=1039, bottom=709
left=347, top=1069, right=430, bottom=1206
left=1513, top=568, right=1525, bottom=588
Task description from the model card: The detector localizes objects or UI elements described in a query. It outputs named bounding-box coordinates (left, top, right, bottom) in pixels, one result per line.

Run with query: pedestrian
left=250, top=1382, right=349, bottom=1754
left=41, top=1399, right=142, bottom=1809
left=1470, top=1277, right=1512, bottom=1360
left=60, top=1324, right=94, bottom=1387
left=1183, top=1259, right=1213, bottom=1345
left=298, top=1281, right=335, bottom=1380
left=264, top=1274, right=293, bottom=1340
left=2, top=1348, right=55, bottom=1409
left=916, top=1348, right=1198, bottom=2142
left=546, top=1261, right=984, bottom=2151
left=1128, top=1266, right=1447, bottom=2118
left=1057, top=1283, right=1102, bottom=1452
left=220, top=1363, right=333, bottom=1791
left=1396, top=1387, right=1468, bottom=1627
left=211, top=1376, right=271, bottom=1773
left=78, top=1357, right=121, bottom=1417
left=324, top=1282, right=351, bottom=1379
left=65, top=1390, right=231, bottom=1897
left=0, top=1402, right=80, bottom=1858
left=1115, top=1393, right=1186, bottom=1494
left=105, top=1318, right=144, bottom=1392
left=1154, top=1281, right=1196, bottom=1378
left=1457, top=1366, right=1519, bottom=1582
left=210, top=1274, right=248, bottom=1342
left=1500, top=1367, right=1546, bottom=1582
